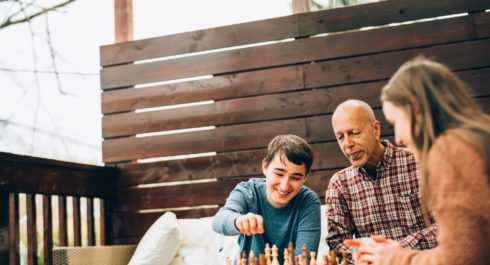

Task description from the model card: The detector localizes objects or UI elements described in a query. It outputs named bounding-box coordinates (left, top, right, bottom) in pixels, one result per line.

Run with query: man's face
left=332, top=106, right=381, bottom=167
left=263, top=152, right=308, bottom=208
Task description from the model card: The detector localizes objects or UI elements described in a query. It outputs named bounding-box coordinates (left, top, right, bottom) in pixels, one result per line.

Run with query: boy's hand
left=235, top=213, right=265, bottom=236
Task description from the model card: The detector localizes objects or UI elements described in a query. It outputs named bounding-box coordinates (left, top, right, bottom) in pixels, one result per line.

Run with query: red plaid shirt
left=325, top=140, right=437, bottom=254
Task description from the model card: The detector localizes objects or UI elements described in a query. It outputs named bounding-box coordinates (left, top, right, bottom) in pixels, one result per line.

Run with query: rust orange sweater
left=381, top=133, right=490, bottom=265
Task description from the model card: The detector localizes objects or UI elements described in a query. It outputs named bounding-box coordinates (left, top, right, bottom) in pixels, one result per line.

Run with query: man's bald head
left=332, top=99, right=376, bottom=124
left=331, top=99, right=383, bottom=167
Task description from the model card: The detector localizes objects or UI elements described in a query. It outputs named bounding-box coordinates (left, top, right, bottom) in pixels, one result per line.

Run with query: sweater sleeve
left=295, top=190, right=322, bottom=257
left=381, top=134, right=490, bottom=265
left=212, top=181, right=250, bottom=236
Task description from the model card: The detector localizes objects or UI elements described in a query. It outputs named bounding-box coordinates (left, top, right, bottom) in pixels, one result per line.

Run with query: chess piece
left=288, top=242, right=295, bottom=265
left=242, top=251, right=248, bottom=265
left=321, top=254, right=328, bottom=265
left=284, top=249, right=290, bottom=265
left=302, top=244, right=308, bottom=265
left=236, top=254, right=243, bottom=265
left=271, top=244, right=280, bottom=265
left=296, top=255, right=302, bottom=265
left=225, top=256, right=232, bottom=265
left=340, top=252, right=348, bottom=265
left=329, top=250, right=338, bottom=265
left=259, top=254, right=267, bottom=265
left=250, top=251, right=256, bottom=265
left=265, top=243, right=272, bottom=265
left=310, top=251, right=316, bottom=265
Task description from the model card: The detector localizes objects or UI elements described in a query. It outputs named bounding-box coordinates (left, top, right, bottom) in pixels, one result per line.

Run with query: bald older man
left=325, top=99, right=437, bottom=256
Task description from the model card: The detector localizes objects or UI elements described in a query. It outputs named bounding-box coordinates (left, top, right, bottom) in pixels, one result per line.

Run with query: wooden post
left=0, top=191, right=9, bottom=265
left=114, top=0, right=134, bottom=42
left=292, top=0, right=312, bottom=14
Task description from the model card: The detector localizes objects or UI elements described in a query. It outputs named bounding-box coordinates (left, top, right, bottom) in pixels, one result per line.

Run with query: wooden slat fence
left=0, top=152, right=117, bottom=265
left=99, top=0, right=490, bottom=244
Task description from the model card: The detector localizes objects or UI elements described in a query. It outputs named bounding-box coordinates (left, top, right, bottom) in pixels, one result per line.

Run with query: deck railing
left=0, top=152, right=117, bottom=265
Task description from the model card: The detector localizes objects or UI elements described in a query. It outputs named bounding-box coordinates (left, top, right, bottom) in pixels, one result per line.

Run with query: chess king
left=212, top=134, right=321, bottom=264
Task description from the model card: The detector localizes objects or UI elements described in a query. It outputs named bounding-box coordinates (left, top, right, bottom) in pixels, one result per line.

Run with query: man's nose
left=344, top=135, right=354, bottom=148
left=279, top=177, right=290, bottom=189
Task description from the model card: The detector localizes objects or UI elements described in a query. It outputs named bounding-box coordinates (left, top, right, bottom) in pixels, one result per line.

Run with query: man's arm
left=212, top=183, right=248, bottom=236
left=400, top=223, right=438, bottom=249
left=325, top=176, right=356, bottom=253
left=295, top=192, right=322, bottom=257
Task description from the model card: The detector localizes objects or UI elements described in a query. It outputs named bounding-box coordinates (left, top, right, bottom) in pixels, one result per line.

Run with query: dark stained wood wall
left=99, top=0, right=490, bottom=243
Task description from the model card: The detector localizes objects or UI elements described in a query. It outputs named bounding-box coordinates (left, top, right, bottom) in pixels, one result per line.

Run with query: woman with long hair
left=346, top=56, right=490, bottom=265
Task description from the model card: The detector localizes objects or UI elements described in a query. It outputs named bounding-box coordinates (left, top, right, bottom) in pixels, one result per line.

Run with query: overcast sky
left=0, top=0, right=301, bottom=164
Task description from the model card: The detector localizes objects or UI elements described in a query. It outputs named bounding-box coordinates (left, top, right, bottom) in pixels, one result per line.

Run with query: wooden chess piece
left=225, top=256, right=232, bottom=265
left=340, top=252, right=348, bottom=265
left=284, top=248, right=290, bottom=265
left=250, top=251, right=256, bottom=265
left=236, top=254, right=243, bottom=265
left=321, top=254, right=328, bottom=265
left=242, top=250, right=248, bottom=265
left=329, top=250, right=338, bottom=265
left=265, top=243, right=272, bottom=265
left=259, top=254, right=267, bottom=265
left=288, top=242, right=295, bottom=265
left=309, top=251, right=316, bottom=265
left=302, top=244, right=308, bottom=265
left=271, top=244, right=280, bottom=265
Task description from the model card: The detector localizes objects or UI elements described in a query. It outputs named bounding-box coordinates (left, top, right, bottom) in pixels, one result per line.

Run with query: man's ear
left=373, top=120, right=381, bottom=141
left=262, top=159, right=268, bottom=176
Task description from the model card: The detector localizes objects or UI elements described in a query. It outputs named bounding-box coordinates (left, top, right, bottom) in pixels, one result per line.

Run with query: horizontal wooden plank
left=100, top=14, right=478, bottom=89
left=100, top=0, right=490, bottom=66
left=112, top=208, right=219, bottom=238
left=117, top=141, right=350, bottom=187
left=101, top=65, right=303, bottom=113
left=116, top=165, right=347, bottom=213
left=0, top=152, right=117, bottom=197
left=102, top=60, right=490, bottom=139
left=117, top=178, right=248, bottom=212
left=102, top=118, right=307, bottom=163
left=305, top=38, right=490, bottom=89
left=102, top=85, right=336, bottom=138
left=475, top=11, right=490, bottom=38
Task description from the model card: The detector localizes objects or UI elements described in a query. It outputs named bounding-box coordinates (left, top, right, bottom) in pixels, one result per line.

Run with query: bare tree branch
left=0, top=0, right=76, bottom=30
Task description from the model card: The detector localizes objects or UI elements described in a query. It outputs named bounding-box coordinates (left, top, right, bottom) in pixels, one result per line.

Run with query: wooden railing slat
left=58, top=196, right=67, bottom=247
left=43, top=195, right=53, bottom=265
left=8, top=193, right=19, bottom=265
left=72, top=197, right=81, bottom=247
left=87, top=198, right=95, bottom=246
left=26, top=194, right=37, bottom=265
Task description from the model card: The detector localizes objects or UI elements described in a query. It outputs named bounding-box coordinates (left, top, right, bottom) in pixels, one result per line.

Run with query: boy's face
left=263, top=152, right=308, bottom=208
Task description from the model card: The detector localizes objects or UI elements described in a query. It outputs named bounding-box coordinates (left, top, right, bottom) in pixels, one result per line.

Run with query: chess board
left=226, top=243, right=348, bottom=265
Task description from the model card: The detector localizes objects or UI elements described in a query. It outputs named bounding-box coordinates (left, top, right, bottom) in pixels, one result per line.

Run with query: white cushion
left=128, top=212, right=184, bottom=265
left=171, top=217, right=219, bottom=265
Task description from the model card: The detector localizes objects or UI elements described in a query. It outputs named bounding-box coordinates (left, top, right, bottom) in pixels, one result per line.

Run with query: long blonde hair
left=380, top=56, right=490, bottom=226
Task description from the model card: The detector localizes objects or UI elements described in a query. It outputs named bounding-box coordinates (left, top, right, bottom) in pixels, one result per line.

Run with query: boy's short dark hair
left=263, top=134, right=314, bottom=175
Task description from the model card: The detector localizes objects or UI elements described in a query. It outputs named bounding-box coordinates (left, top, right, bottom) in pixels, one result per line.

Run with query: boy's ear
left=262, top=159, right=268, bottom=176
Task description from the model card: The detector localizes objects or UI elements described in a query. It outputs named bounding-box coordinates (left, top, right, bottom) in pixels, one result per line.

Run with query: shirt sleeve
left=400, top=223, right=438, bottom=249
left=212, top=182, right=249, bottom=236
left=325, top=174, right=355, bottom=254
left=295, top=190, right=322, bottom=258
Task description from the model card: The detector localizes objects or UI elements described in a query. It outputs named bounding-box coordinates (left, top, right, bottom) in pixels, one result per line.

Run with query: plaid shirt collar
left=356, top=139, right=394, bottom=180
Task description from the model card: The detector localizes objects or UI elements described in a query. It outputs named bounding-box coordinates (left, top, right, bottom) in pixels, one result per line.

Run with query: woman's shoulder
left=430, top=131, right=482, bottom=164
